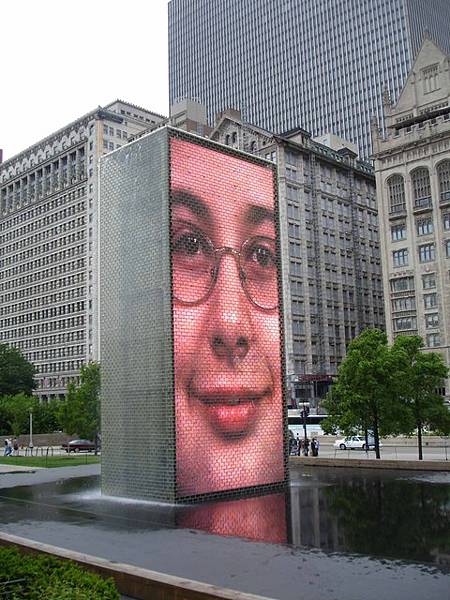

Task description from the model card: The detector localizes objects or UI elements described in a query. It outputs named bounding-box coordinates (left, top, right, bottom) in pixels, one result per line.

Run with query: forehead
left=170, top=138, right=275, bottom=213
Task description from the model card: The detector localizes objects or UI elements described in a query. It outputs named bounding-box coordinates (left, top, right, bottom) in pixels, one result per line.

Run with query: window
left=393, top=316, right=417, bottom=331
left=391, top=223, right=406, bottom=241
left=437, top=161, right=450, bottom=203
left=419, top=243, right=435, bottom=262
left=443, top=213, right=450, bottom=230
left=425, top=313, right=439, bottom=328
left=387, top=175, right=405, bottom=213
left=390, top=276, right=414, bottom=292
left=411, top=168, right=431, bottom=208
left=426, top=333, right=440, bottom=347
left=446, top=239, right=450, bottom=258
left=393, top=248, right=408, bottom=266
left=422, top=64, right=439, bottom=93
left=391, top=296, right=416, bottom=311
left=424, top=293, right=437, bottom=309
left=422, top=273, right=436, bottom=289
left=417, top=217, right=433, bottom=236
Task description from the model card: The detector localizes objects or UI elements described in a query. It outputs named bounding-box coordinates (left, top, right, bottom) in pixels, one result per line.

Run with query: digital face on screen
left=170, top=137, right=285, bottom=497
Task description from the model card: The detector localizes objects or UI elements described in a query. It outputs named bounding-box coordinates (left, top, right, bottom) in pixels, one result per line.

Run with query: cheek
left=173, top=305, right=207, bottom=355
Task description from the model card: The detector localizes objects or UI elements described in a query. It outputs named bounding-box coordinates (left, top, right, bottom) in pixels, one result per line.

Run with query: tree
left=393, top=335, right=450, bottom=460
left=0, top=344, right=36, bottom=396
left=322, top=329, right=406, bottom=458
left=58, top=363, right=101, bottom=443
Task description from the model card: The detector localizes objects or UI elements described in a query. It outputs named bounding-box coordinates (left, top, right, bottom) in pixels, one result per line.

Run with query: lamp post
left=29, top=408, right=33, bottom=454
left=301, top=401, right=308, bottom=444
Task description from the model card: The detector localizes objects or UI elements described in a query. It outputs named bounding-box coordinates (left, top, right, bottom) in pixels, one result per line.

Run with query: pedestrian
left=303, top=438, right=309, bottom=457
left=12, top=438, right=19, bottom=456
left=4, top=439, right=12, bottom=457
left=3, top=439, right=8, bottom=456
left=311, top=437, right=319, bottom=457
left=297, top=437, right=303, bottom=456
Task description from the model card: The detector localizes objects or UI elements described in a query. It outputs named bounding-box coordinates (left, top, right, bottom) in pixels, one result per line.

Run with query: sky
left=0, top=0, right=169, bottom=161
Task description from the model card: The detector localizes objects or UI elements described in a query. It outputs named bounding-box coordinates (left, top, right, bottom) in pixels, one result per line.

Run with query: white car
left=333, top=435, right=382, bottom=450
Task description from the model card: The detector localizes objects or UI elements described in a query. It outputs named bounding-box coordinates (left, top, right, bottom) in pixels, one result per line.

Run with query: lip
left=191, top=386, right=271, bottom=438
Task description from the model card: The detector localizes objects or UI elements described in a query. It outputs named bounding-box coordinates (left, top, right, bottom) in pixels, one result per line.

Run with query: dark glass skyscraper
left=168, top=0, right=450, bottom=158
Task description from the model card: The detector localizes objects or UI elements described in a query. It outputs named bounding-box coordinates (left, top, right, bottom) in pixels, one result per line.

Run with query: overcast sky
left=0, top=0, right=169, bottom=161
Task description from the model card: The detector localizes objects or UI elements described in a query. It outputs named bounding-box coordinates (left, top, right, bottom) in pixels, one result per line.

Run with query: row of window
left=387, top=161, right=450, bottom=213
left=0, top=316, right=85, bottom=341
left=103, top=126, right=128, bottom=140
left=0, top=228, right=85, bottom=259
left=391, top=292, right=438, bottom=311
left=391, top=213, right=450, bottom=240
left=0, top=213, right=86, bottom=245
left=1, top=252, right=86, bottom=280
left=0, top=149, right=86, bottom=214
left=0, top=302, right=85, bottom=328
left=0, top=272, right=85, bottom=303
left=390, top=273, right=439, bottom=292
left=14, top=330, right=85, bottom=351
left=0, top=190, right=86, bottom=232
left=27, top=346, right=85, bottom=361
left=34, top=360, right=84, bottom=374
left=0, top=260, right=86, bottom=292
left=0, top=287, right=85, bottom=315
left=393, top=240, right=450, bottom=266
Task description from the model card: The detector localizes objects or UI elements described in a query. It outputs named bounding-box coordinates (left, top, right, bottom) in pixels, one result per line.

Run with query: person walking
left=12, top=438, right=19, bottom=456
left=311, top=437, right=320, bottom=457
left=303, top=438, right=310, bottom=457
left=4, top=439, right=12, bottom=457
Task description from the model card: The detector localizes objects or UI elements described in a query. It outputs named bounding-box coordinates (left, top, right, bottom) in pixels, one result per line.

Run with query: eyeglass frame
left=170, top=225, right=280, bottom=311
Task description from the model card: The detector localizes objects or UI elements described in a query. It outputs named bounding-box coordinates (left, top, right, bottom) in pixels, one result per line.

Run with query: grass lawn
left=0, top=455, right=101, bottom=468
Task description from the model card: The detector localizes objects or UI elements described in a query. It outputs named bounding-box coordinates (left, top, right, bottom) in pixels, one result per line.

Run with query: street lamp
left=29, top=408, right=33, bottom=453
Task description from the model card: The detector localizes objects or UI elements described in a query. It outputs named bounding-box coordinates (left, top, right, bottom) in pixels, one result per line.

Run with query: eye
left=246, top=240, right=276, bottom=269
left=173, top=232, right=204, bottom=255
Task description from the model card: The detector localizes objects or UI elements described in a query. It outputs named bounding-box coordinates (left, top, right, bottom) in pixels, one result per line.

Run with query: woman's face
left=170, top=138, right=285, bottom=497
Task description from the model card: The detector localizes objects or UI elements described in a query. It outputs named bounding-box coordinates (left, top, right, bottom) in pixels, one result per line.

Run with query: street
left=311, top=443, right=449, bottom=461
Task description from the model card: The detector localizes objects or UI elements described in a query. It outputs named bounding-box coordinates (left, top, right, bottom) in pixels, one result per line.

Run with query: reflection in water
left=0, top=468, right=449, bottom=569
left=289, top=468, right=450, bottom=566
left=179, top=492, right=288, bottom=543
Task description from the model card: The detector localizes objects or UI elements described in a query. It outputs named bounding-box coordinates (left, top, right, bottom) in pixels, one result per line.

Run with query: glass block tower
left=168, top=0, right=450, bottom=159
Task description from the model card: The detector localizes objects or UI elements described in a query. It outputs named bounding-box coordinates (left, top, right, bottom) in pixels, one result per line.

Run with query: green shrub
left=0, top=546, right=119, bottom=599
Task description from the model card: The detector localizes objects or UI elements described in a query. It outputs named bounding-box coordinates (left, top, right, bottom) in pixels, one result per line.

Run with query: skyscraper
left=372, top=37, right=450, bottom=401
left=168, top=0, right=450, bottom=159
left=0, top=101, right=166, bottom=400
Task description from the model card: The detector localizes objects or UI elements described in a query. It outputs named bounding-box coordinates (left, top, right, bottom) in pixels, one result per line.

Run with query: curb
left=0, top=532, right=274, bottom=600
left=289, top=457, right=450, bottom=471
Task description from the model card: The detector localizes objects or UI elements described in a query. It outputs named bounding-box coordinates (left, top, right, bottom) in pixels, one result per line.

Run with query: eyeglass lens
left=171, top=226, right=278, bottom=309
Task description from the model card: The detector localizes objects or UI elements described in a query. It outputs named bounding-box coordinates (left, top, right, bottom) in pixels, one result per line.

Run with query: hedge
left=0, top=546, right=120, bottom=599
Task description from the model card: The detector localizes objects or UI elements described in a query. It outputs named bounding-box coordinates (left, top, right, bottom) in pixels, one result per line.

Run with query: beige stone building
left=211, top=111, right=385, bottom=406
left=0, top=101, right=166, bottom=400
left=372, top=37, right=450, bottom=401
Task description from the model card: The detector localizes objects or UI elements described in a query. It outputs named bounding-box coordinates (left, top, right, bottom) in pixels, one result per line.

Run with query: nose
left=207, top=254, right=253, bottom=363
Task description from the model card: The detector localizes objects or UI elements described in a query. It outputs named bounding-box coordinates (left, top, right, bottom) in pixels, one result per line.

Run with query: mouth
left=193, top=388, right=271, bottom=438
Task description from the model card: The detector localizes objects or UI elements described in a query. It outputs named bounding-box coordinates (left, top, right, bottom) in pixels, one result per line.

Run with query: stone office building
left=211, top=111, right=385, bottom=404
left=0, top=101, right=166, bottom=400
left=372, top=37, right=450, bottom=401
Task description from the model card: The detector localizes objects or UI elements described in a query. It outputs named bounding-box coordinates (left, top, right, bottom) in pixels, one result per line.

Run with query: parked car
left=333, top=435, right=382, bottom=450
left=62, top=439, right=96, bottom=453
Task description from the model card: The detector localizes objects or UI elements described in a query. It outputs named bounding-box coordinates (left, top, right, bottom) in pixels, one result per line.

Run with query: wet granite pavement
left=0, top=464, right=448, bottom=600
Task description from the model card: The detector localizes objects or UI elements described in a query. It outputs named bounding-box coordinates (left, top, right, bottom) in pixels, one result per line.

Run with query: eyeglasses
left=171, top=221, right=279, bottom=310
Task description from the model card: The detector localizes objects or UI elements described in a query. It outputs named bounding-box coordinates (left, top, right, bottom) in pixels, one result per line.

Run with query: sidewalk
left=0, top=464, right=39, bottom=474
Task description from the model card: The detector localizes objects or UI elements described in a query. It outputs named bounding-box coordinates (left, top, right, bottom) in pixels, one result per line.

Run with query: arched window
left=387, top=174, right=405, bottom=214
left=232, top=131, right=237, bottom=143
left=250, top=140, right=257, bottom=152
left=411, top=167, right=431, bottom=208
left=225, top=134, right=230, bottom=145
left=437, top=160, right=450, bottom=203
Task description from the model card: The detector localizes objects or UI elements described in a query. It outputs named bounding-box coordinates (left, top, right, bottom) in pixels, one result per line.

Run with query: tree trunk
left=364, top=427, right=370, bottom=455
left=417, top=420, right=423, bottom=460
left=373, top=412, right=381, bottom=459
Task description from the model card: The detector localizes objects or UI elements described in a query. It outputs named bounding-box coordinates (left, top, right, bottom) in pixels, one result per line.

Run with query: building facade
left=168, top=0, right=450, bottom=159
left=211, top=111, right=385, bottom=405
left=372, top=38, right=450, bottom=400
left=0, top=101, right=166, bottom=400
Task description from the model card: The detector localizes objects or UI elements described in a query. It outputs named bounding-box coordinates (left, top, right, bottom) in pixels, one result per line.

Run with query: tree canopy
left=0, top=344, right=36, bottom=397
left=322, top=329, right=449, bottom=459
left=58, top=362, right=100, bottom=441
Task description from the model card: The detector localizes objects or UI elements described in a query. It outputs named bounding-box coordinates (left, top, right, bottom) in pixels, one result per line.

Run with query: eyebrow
left=171, top=190, right=212, bottom=224
left=245, top=205, right=275, bottom=226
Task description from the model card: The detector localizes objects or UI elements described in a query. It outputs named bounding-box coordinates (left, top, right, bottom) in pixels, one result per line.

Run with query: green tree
left=0, top=344, right=36, bottom=396
left=393, top=335, right=450, bottom=460
left=322, top=329, right=406, bottom=458
left=0, top=393, right=33, bottom=437
left=58, top=363, right=101, bottom=443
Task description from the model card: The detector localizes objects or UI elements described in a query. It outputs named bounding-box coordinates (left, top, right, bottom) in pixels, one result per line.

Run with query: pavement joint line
left=0, top=531, right=274, bottom=600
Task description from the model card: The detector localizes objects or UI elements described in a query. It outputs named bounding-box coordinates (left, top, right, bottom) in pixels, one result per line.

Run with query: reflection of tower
left=289, top=477, right=345, bottom=552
